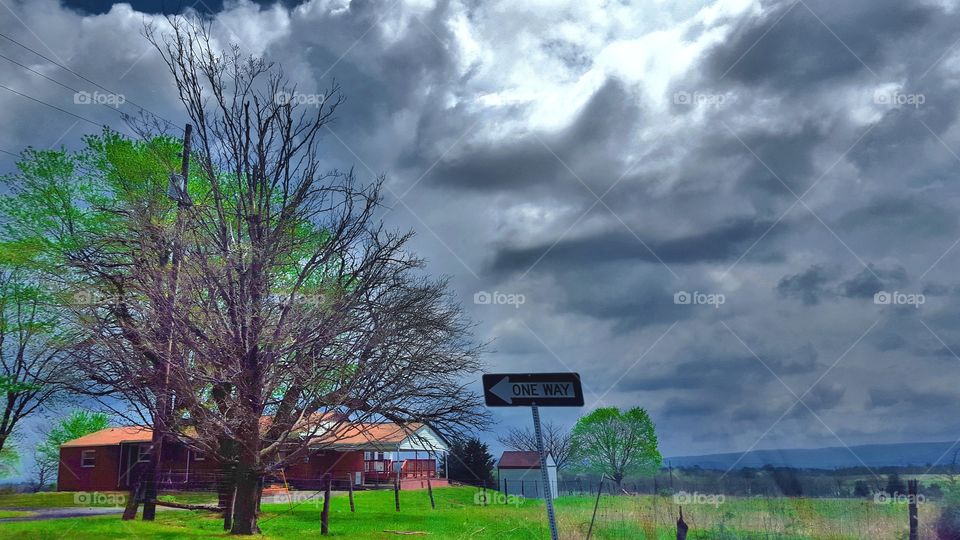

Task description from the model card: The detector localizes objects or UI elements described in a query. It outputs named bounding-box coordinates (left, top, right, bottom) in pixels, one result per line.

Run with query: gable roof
left=498, top=450, right=555, bottom=469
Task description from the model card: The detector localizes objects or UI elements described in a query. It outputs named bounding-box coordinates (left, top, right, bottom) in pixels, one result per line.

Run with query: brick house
left=57, top=420, right=450, bottom=492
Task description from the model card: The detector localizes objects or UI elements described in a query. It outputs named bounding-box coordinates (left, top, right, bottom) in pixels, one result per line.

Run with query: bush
left=936, top=503, right=960, bottom=540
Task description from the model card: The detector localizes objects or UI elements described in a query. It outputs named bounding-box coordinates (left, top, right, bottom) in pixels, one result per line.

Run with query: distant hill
left=666, top=441, right=960, bottom=470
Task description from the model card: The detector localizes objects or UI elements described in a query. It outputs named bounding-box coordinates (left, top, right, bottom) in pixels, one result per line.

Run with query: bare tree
left=121, top=18, right=483, bottom=534
left=1, top=19, right=487, bottom=535
left=497, top=420, right=573, bottom=471
left=31, top=448, right=57, bottom=492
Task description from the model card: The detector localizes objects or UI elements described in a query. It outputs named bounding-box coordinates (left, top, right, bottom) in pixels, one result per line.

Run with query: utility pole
left=143, top=124, right=192, bottom=521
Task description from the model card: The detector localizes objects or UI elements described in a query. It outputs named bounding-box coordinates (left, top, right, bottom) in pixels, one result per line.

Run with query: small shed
left=497, top=451, right=558, bottom=499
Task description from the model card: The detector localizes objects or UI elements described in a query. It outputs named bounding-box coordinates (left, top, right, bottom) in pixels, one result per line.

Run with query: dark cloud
left=705, top=0, right=932, bottom=90
left=490, top=216, right=785, bottom=274
left=840, top=265, right=906, bottom=298
left=777, top=264, right=838, bottom=305
left=7, top=0, right=960, bottom=467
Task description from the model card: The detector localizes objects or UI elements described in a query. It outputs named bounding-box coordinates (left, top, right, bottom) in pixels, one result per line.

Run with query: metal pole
left=586, top=473, right=605, bottom=540
left=531, top=404, right=559, bottom=540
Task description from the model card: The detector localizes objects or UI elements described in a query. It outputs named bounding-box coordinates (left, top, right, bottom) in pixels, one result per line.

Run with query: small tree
left=886, top=473, right=906, bottom=495
left=35, top=410, right=110, bottom=489
left=853, top=480, right=870, bottom=497
left=497, top=420, right=573, bottom=471
left=443, top=437, right=495, bottom=486
left=0, top=445, right=18, bottom=478
left=0, top=269, right=77, bottom=461
left=569, top=407, right=661, bottom=491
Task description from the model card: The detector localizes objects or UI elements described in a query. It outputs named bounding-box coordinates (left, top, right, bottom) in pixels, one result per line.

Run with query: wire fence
left=130, top=471, right=947, bottom=539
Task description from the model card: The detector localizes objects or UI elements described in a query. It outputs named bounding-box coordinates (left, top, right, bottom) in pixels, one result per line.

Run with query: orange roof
left=60, top=427, right=153, bottom=448
left=60, top=418, right=424, bottom=449
left=316, top=422, right=424, bottom=447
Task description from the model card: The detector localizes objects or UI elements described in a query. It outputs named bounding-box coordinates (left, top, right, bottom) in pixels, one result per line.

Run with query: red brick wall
left=57, top=446, right=122, bottom=492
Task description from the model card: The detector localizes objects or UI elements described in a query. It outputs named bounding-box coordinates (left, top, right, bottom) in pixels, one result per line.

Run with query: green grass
left=0, top=487, right=940, bottom=539
left=0, top=510, right=34, bottom=519
left=0, top=490, right=217, bottom=509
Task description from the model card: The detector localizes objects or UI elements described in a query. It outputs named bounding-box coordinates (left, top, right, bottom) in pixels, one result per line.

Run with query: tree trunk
left=230, top=464, right=261, bottom=535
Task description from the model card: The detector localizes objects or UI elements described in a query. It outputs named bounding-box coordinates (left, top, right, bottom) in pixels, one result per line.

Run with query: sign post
left=483, top=372, right=583, bottom=540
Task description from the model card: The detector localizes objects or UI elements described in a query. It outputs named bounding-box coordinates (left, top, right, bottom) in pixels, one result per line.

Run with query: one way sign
left=482, top=373, right=584, bottom=407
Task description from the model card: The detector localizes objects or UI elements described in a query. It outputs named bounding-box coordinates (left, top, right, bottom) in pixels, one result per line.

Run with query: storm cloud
left=4, top=0, right=960, bottom=462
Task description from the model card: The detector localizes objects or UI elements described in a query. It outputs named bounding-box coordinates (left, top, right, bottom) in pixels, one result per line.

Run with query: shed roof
left=498, top=450, right=555, bottom=469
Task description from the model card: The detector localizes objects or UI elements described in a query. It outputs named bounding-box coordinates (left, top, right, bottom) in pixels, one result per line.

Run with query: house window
left=80, top=450, right=96, bottom=468
left=191, top=451, right=205, bottom=461
left=137, top=445, right=152, bottom=463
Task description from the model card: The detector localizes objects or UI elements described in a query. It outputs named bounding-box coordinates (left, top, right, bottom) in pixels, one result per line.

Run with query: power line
left=0, top=32, right=180, bottom=131
left=0, top=52, right=130, bottom=122
left=0, top=148, right=18, bottom=159
left=0, top=83, right=102, bottom=127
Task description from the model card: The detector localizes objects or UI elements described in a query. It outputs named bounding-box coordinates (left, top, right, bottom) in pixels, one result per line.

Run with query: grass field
left=0, top=487, right=940, bottom=539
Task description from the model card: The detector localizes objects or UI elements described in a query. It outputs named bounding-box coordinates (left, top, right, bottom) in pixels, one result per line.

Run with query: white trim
left=80, top=449, right=97, bottom=468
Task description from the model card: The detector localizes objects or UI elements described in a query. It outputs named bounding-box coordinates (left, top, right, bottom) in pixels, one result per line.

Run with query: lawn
left=0, top=487, right=940, bottom=539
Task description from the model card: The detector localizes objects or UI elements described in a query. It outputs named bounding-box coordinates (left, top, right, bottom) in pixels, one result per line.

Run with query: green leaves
left=36, top=410, right=110, bottom=468
left=569, top=406, right=663, bottom=481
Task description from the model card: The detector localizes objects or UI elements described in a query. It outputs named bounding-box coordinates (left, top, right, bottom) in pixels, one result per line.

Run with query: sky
left=2, top=0, right=960, bottom=473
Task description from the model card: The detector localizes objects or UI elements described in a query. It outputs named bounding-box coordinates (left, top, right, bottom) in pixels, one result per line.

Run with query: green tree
left=34, top=410, right=110, bottom=488
left=443, top=437, right=495, bottom=485
left=886, top=472, right=906, bottom=495
left=569, top=407, right=662, bottom=490
left=0, top=445, right=18, bottom=478
left=853, top=480, right=870, bottom=497
left=0, top=268, right=77, bottom=463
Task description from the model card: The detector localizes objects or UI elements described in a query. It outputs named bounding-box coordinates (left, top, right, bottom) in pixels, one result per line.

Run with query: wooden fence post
left=427, top=475, right=435, bottom=509
left=394, top=477, right=401, bottom=512
left=677, top=506, right=689, bottom=540
left=122, top=480, right=144, bottom=521
left=321, top=473, right=332, bottom=535
left=346, top=474, right=355, bottom=513
left=908, top=479, right=919, bottom=540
